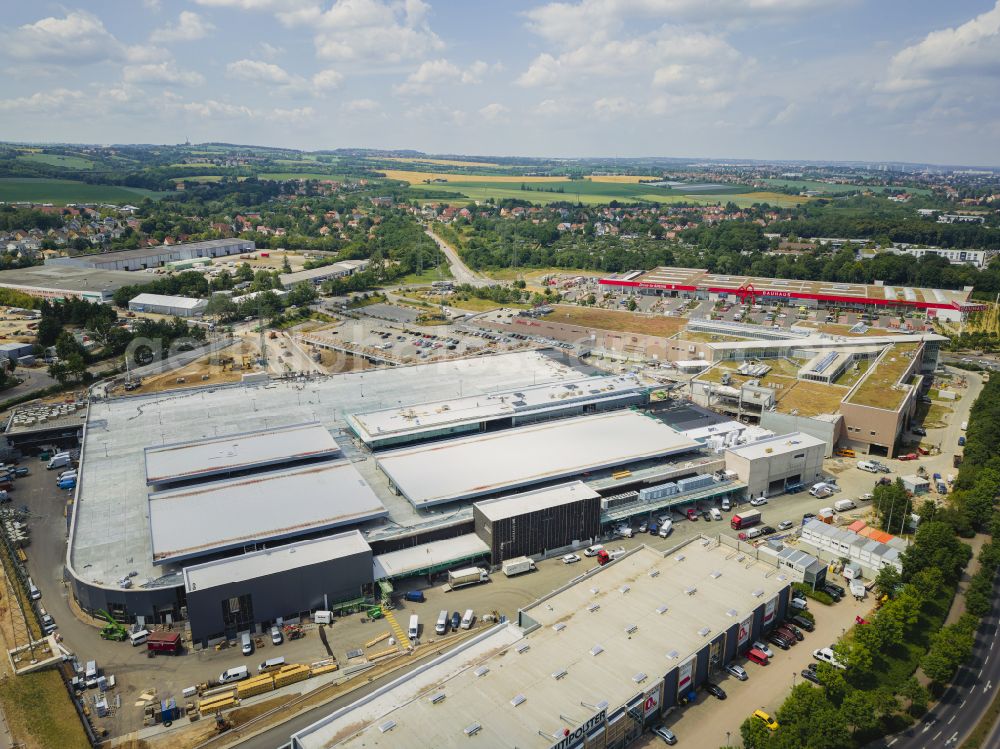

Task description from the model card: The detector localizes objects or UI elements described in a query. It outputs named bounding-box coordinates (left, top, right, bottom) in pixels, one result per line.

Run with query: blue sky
left=1, top=1, right=999, bottom=165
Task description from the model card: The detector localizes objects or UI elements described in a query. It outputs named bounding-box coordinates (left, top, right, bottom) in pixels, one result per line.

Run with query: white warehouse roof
left=148, top=460, right=387, bottom=564
left=290, top=539, right=789, bottom=749
left=725, top=432, right=826, bottom=461
left=184, top=530, right=371, bottom=593
left=376, top=410, right=699, bottom=508
left=144, top=421, right=340, bottom=486
left=474, top=481, right=599, bottom=522
left=373, top=533, right=489, bottom=580
left=128, top=292, right=206, bottom=310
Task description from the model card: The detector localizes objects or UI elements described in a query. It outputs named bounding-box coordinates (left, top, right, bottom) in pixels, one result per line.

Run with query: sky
left=1, top=0, right=999, bottom=166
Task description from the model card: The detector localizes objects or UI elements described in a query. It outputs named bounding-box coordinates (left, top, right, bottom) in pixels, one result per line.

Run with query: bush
left=793, top=582, right=835, bottom=606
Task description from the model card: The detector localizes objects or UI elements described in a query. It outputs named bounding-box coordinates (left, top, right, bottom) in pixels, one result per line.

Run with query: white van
left=583, top=545, right=604, bottom=557
left=85, top=660, right=98, bottom=680
left=834, top=499, right=857, bottom=512
left=258, top=657, right=285, bottom=673
left=57, top=470, right=77, bottom=481
left=28, top=578, right=40, bottom=601
left=721, top=497, right=731, bottom=511
left=813, top=647, right=846, bottom=670
left=857, top=461, right=879, bottom=473
left=47, top=454, right=71, bottom=470
left=961, top=421, right=968, bottom=431
left=407, top=615, right=419, bottom=641
left=128, top=629, right=150, bottom=646
left=219, top=666, right=249, bottom=683
left=710, top=507, right=722, bottom=521
left=241, top=632, right=253, bottom=655
left=461, top=609, right=474, bottom=630
left=435, top=610, right=448, bottom=635
left=741, top=526, right=764, bottom=540
left=809, top=482, right=834, bottom=497
left=658, top=519, right=673, bottom=537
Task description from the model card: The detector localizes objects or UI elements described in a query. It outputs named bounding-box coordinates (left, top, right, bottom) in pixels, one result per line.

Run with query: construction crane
left=97, top=609, right=128, bottom=641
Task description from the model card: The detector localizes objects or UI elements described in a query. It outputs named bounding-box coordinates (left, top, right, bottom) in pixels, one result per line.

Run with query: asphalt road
left=868, top=569, right=1000, bottom=749
left=423, top=227, right=489, bottom=287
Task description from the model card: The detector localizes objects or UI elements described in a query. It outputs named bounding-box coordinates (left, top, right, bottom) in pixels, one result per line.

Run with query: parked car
left=825, top=582, right=846, bottom=597
left=562, top=553, right=581, bottom=564
left=725, top=663, right=748, bottom=681
left=270, top=626, right=282, bottom=645
left=686, top=507, right=698, bottom=521
left=778, top=623, right=804, bottom=642
left=637, top=522, right=647, bottom=533
left=752, top=709, right=779, bottom=732
left=761, top=526, right=777, bottom=536
left=822, top=585, right=843, bottom=602
left=801, top=668, right=822, bottom=685
left=859, top=492, right=874, bottom=501
left=652, top=725, right=677, bottom=745
left=777, top=520, right=794, bottom=531
left=451, top=611, right=461, bottom=630
left=12, top=467, right=28, bottom=477
left=790, top=615, right=815, bottom=632
left=912, top=426, right=927, bottom=436
left=704, top=682, right=727, bottom=700
left=700, top=509, right=712, bottom=521
left=802, top=513, right=816, bottom=523
left=752, top=641, right=774, bottom=658
left=768, top=632, right=791, bottom=650
left=750, top=496, right=768, bottom=506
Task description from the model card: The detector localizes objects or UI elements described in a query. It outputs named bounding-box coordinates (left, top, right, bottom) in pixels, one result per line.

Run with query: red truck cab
left=596, top=550, right=611, bottom=565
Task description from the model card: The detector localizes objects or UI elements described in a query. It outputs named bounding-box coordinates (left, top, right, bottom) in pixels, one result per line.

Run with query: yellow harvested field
left=739, top=191, right=812, bottom=204
left=548, top=305, right=686, bottom=337
left=384, top=157, right=502, bottom=168
left=586, top=175, right=662, bottom=183
left=380, top=170, right=567, bottom=184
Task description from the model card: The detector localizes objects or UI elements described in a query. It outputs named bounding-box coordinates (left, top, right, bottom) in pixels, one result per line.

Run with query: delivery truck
left=501, top=557, right=536, bottom=577
left=147, top=631, right=182, bottom=654
left=446, top=567, right=489, bottom=589
left=730, top=509, right=762, bottom=530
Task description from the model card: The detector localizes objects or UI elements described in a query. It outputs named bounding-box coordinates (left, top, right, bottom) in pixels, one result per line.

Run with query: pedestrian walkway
left=381, top=606, right=410, bottom=650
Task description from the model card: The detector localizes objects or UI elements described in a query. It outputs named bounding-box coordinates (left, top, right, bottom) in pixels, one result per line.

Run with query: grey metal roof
left=183, top=530, right=371, bottom=592
left=144, top=421, right=339, bottom=486
left=376, top=410, right=699, bottom=508
left=473, top=481, right=600, bottom=522
left=148, top=460, right=387, bottom=565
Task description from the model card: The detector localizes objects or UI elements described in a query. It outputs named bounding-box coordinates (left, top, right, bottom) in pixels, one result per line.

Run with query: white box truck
left=47, top=454, right=71, bottom=470
left=447, top=567, right=489, bottom=589
left=460, top=609, right=474, bottom=630
left=834, top=499, right=857, bottom=512
left=501, top=557, right=535, bottom=577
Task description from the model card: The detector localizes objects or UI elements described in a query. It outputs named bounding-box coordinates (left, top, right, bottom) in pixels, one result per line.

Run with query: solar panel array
left=811, top=352, right=838, bottom=374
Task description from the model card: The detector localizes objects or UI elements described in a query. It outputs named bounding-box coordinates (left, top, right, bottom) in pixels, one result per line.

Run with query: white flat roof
left=184, top=530, right=371, bottom=593
left=725, top=432, right=826, bottom=461
left=349, top=375, right=643, bottom=445
left=373, top=534, right=489, bottom=580
left=144, top=422, right=340, bottom=486
left=128, top=292, right=206, bottom=309
left=291, top=539, right=789, bottom=749
left=474, top=481, right=599, bottom=522
left=148, top=460, right=387, bottom=564
left=376, top=411, right=699, bottom=508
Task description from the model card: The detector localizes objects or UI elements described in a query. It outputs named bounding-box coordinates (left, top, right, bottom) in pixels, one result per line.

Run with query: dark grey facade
left=185, top=546, right=373, bottom=645
left=473, top=492, right=601, bottom=563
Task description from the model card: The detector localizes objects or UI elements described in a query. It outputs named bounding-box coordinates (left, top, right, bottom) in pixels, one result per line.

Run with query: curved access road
left=866, top=569, right=1000, bottom=749
left=424, top=226, right=491, bottom=287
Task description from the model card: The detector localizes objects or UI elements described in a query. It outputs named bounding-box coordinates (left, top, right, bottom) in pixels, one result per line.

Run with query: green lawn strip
left=0, top=669, right=90, bottom=749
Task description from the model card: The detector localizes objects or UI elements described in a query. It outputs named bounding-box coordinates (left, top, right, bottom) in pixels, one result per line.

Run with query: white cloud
left=123, top=63, right=205, bottom=87
left=227, top=59, right=296, bottom=85
left=4, top=11, right=122, bottom=64
left=194, top=0, right=310, bottom=9
left=151, top=11, right=215, bottom=43
left=524, top=0, right=833, bottom=48
left=125, top=45, right=172, bottom=64
left=394, top=59, right=489, bottom=95
left=884, top=2, right=1000, bottom=93
left=259, top=42, right=284, bottom=60
left=180, top=99, right=255, bottom=119
left=343, top=98, right=380, bottom=112
left=0, top=88, right=84, bottom=113
left=312, top=69, right=344, bottom=91
left=478, top=103, right=509, bottom=121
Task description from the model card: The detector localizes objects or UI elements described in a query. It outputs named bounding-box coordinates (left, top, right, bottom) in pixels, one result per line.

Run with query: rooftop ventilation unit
left=667, top=649, right=679, bottom=659
left=625, top=624, right=638, bottom=635
left=465, top=723, right=482, bottom=737
left=726, top=608, right=738, bottom=618
left=619, top=585, right=630, bottom=594
left=552, top=669, right=568, bottom=680
left=597, top=700, right=609, bottom=711
left=590, top=587, right=599, bottom=595
left=698, top=627, right=711, bottom=637
left=710, top=571, right=722, bottom=579
left=516, top=643, right=530, bottom=654
left=737, top=554, right=746, bottom=563
left=590, top=645, right=604, bottom=656
left=752, top=589, right=764, bottom=598
left=510, top=694, right=526, bottom=707
left=588, top=603, right=600, bottom=613
left=685, top=586, right=697, bottom=595
left=777, top=574, right=787, bottom=582
left=701, top=539, right=712, bottom=547
left=633, top=672, right=647, bottom=684
left=430, top=693, right=447, bottom=704
left=675, top=554, right=686, bottom=562
left=474, top=666, right=490, bottom=677
left=379, top=721, right=397, bottom=733
left=656, top=604, right=669, bottom=615
left=649, top=570, right=660, bottom=578
left=553, top=623, right=566, bottom=633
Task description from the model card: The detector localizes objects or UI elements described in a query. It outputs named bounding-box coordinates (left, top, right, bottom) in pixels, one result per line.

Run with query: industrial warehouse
left=46, top=238, right=255, bottom=271
left=60, top=346, right=820, bottom=641
left=599, top=266, right=984, bottom=321
left=289, top=537, right=793, bottom=749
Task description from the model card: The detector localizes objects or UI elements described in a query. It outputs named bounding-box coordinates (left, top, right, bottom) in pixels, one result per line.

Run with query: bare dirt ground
left=548, top=304, right=688, bottom=337
left=111, top=355, right=246, bottom=396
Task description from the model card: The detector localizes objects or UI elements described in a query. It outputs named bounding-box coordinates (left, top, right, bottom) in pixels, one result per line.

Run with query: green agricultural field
left=0, top=178, right=164, bottom=204
left=171, top=175, right=226, bottom=183
left=16, top=153, right=95, bottom=170
left=411, top=179, right=806, bottom=208
left=258, top=172, right=351, bottom=181
left=763, top=178, right=932, bottom=196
